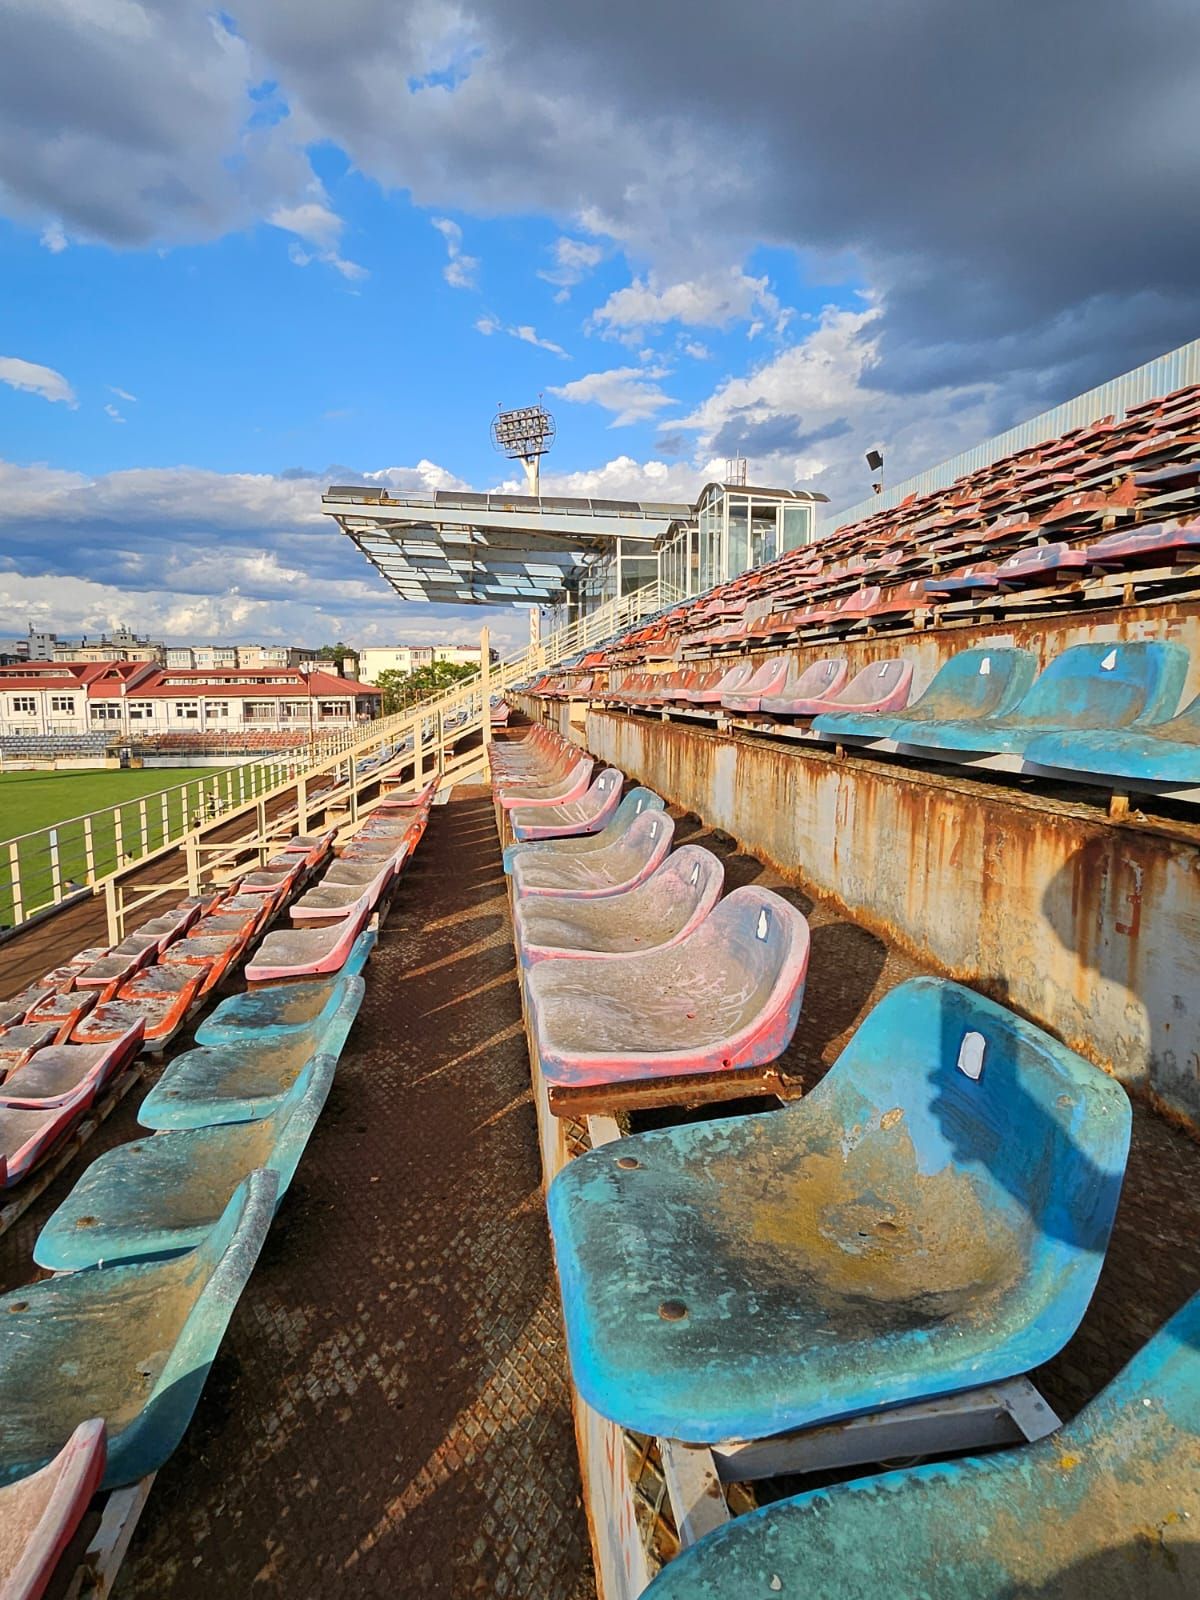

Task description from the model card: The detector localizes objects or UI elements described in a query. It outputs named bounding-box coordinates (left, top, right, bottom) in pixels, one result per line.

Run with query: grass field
left=0, top=767, right=231, bottom=925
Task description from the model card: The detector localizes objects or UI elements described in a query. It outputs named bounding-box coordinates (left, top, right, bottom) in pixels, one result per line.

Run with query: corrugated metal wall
left=829, top=337, right=1200, bottom=532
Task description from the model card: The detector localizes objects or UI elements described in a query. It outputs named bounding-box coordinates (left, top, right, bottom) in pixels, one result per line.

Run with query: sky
left=2, top=1, right=1199, bottom=656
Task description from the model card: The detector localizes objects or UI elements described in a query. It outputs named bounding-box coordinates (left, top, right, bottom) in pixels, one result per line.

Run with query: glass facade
left=659, top=484, right=817, bottom=602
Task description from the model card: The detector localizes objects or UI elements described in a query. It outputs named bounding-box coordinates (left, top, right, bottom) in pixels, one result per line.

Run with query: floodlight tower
left=492, top=401, right=556, bottom=495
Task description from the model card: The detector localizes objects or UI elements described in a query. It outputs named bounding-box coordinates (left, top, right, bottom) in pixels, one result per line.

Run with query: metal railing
left=1, top=580, right=667, bottom=936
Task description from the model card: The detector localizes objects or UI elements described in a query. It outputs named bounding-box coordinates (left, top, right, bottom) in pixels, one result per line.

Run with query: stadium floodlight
left=492, top=402, right=556, bottom=494
left=865, top=447, right=884, bottom=495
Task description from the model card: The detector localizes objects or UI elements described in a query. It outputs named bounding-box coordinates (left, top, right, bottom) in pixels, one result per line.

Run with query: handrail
left=0, top=580, right=666, bottom=934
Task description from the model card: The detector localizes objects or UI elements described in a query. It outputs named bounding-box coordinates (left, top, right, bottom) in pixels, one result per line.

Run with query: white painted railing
left=1, top=580, right=668, bottom=934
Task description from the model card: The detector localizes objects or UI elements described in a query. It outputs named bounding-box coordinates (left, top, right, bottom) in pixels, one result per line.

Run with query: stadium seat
left=140, top=975, right=363, bottom=1129
left=193, top=940, right=374, bottom=1045
left=0, top=1171, right=276, bottom=1489
left=245, top=904, right=372, bottom=983
left=0, top=1082, right=95, bottom=1188
left=289, top=857, right=396, bottom=922
left=0, top=1023, right=143, bottom=1110
left=0, top=1418, right=107, bottom=1600
left=496, top=755, right=596, bottom=811
left=894, top=640, right=1188, bottom=758
left=548, top=976, right=1130, bottom=1442
left=686, top=661, right=756, bottom=705
left=510, top=767, right=625, bottom=841
left=762, top=658, right=913, bottom=720
left=503, top=788, right=665, bottom=875
left=642, top=1288, right=1200, bottom=1600
left=0, top=1025, right=60, bottom=1076
left=720, top=655, right=793, bottom=714
left=1081, top=518, right=1200, bottom=571
left=71, top=970, right=208, bottom=1053
left=993, top=542, right=1090, bottom=588
left=511, top=809, right=674, bottom=899
left=748, top=656, right=847, bottom=717
left=1025, top=688, right=1200, bottom=788
left=36, top=1055, right=336, bottom=1271
left=527, top=886, right=809, bottom=1109
left=513, top=846, right=725, bottom=966
left=814, top=646, right=1039, bottom=742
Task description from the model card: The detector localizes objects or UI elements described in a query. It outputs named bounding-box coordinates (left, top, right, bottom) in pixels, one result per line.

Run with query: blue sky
left=1, top=1, right=1197, bottom=654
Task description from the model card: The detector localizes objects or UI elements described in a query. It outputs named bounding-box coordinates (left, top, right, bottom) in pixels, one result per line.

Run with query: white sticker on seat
left=958, top=1031, right=986, bottom=1080
left=689, top=860, right=700, bottom=886
left=756, top=907, right=770, bottom=940
left=650, top=819, right=660, bottom=838
left=979, top=656, right=991, bottom=675
left=1101, top=649, right=1117, bottom=670
left=877, top=663, right=888, bottom=676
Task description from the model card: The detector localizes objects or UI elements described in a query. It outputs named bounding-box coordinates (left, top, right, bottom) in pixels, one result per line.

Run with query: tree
left=316, top=641, right=359, bottom=668
left=372, top=661, right=476, bottom=714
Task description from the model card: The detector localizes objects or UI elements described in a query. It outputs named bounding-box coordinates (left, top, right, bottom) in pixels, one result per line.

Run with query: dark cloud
left=710, top=412, right=853, bottom=458
left=652, top=432, right=686, bottom=457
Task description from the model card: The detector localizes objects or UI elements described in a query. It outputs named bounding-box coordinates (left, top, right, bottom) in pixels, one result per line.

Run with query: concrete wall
left=576, top=706, right=1200, bottom=1133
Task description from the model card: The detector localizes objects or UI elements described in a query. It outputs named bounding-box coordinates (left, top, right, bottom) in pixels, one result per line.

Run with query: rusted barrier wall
left=581, top=708, right=1200, bottom=1134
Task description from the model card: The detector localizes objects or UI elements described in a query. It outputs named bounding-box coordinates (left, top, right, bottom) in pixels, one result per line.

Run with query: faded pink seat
left=497, top=756, right=596, bottom=810
left=511, top=811, right=675, bottom=899
left=526, top=886, right=810, bottom=1103
left=0, top=1023, right=143, bottom=1110
left=290, top=857, right=396, bottom=922
left=246, top=905, right=371, bottom=983
left=763, top=658, right=912, bottom=718
left=722, top=655, right=793, bottom=714
left=686, top=661, right=755, bottom=705
left=511, top=769, right=625, bottom=841
left=0, top=1418, right=106, bottom=1600
left=513, top=846, right=724, bottom=966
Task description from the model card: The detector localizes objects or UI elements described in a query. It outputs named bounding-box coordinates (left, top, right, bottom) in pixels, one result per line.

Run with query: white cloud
left=502, top=453, right=710, bottom=503
left=109, top=386, right=137, bottom=403
left=538, top=236, right=604, bottom=296
left=431, top=215, right=480, bottom=290
left=103, top=402, right=126, bottom=423
left=550, top=364, right=676, bottom=426
left=271, top=192, right=366, bottom=281
left=682, top=340, right=712, bottom=360
left=475, top=313, right=568, bottom=357
left=40, top=221, right=67, bottom=253
left=0, top=356, right=77, bottom=407
left=593, top=270, right=785, bottom=335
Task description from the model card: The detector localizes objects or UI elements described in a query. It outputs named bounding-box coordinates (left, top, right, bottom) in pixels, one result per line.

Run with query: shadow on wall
left=1040, top=836, right=1198, bottom=1131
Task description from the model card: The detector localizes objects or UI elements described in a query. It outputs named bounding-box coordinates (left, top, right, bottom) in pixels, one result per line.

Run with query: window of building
left=173, top=701, right=199, bottom=718
left=781, top=502, right=813, bottom=553
left=318, top=701, right=347, bottom=717
left=204, top=701, right=230, bottom=718
left=50, top=695, right=75, bottom=713
left=128, top=702, right=152, bottom=719
left=244, top=702, right=277, bottom=722
left=91, top=704, right=123, bottom=721
left=10, top=695, right=35, bottom=714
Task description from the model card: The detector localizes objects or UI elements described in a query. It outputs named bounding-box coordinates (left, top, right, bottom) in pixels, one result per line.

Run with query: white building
left=358, top=643, right=493, bottom=682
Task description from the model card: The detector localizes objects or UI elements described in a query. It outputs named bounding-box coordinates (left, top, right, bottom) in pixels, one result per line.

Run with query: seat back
left=781, top=657, right=848, bottom=700
left=898, top=647, right=1038, bottom=723
left=832, top=658, right=912, bottom=709
left=1005, top=640, right=1188, bottom=730
left=678, top=886, right=810, bottom=1053
left=630, top=846, right=725, bottom=928
left=741, top=655, right=791, bottom=696
left=714, top=661, right=755, bottom=695
left=261, top=1053, right=339, bottom=1190
left=805, top=977, right=1130, bottom=1332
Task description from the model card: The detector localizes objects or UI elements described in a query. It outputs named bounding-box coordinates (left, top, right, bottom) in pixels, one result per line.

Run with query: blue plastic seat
left=502, top=788, right=665, bottom=875
left=548, top=977, right=1130, bottom=1442
left=893, top=640, right=1188, bottom=757
left=0, top=1171, right=276, bottom=1489
left=36, top=1056, right=335, bottom=1270
left=192, top=936, right=373, bottom=1045
left=1025, top=689, right=1200, bottom=787
left=143, top=978, right=363, bottom=1129
left=814, top=647, right=1038, bottom=742
left=643, top=1288, right=1200, bottom=1599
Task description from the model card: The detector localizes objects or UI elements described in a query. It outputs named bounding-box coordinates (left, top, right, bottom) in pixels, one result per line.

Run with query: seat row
left=0, top=779, right=436, bottom=1599
left=489, top=723, right=1197, bottom=1599
left=590, top=636, right=1200, bottom=795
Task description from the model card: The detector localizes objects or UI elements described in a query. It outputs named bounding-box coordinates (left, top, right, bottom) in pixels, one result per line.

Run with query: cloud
left=682, top=341, right=711, bottom=361
left=475, top=313, right=568, bottom=357
left=109, top=386, right=138, bottom=403
left=103, top=402, right=127, bottom=423
left=593, top=270, right=783, bottom=335
left=550, top=364, right=675, bottom=425
left=272, top=191, right=366, bottom=280
left=0, top=453, right=527, bottom=653
left=432, top=215, right=480, bottom=290
left=538, top=235, right=604, bottom=296
left=0, top=356, right=77, bottom=407
left=40, top=221, right=67, bottom=253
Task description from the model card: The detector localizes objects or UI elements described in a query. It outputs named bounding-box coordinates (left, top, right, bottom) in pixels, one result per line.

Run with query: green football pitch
left=0, top=767, right=230, bottom=925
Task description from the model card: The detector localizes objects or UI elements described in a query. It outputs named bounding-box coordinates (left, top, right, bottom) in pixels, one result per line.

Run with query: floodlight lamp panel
left=491, top=403, right=557, bottom=461
left=865, top=449, right=884, bottom=472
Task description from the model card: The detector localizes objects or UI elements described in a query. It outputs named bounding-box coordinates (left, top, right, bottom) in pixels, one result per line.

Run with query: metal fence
left=1, top=580, right=669, bottom=936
